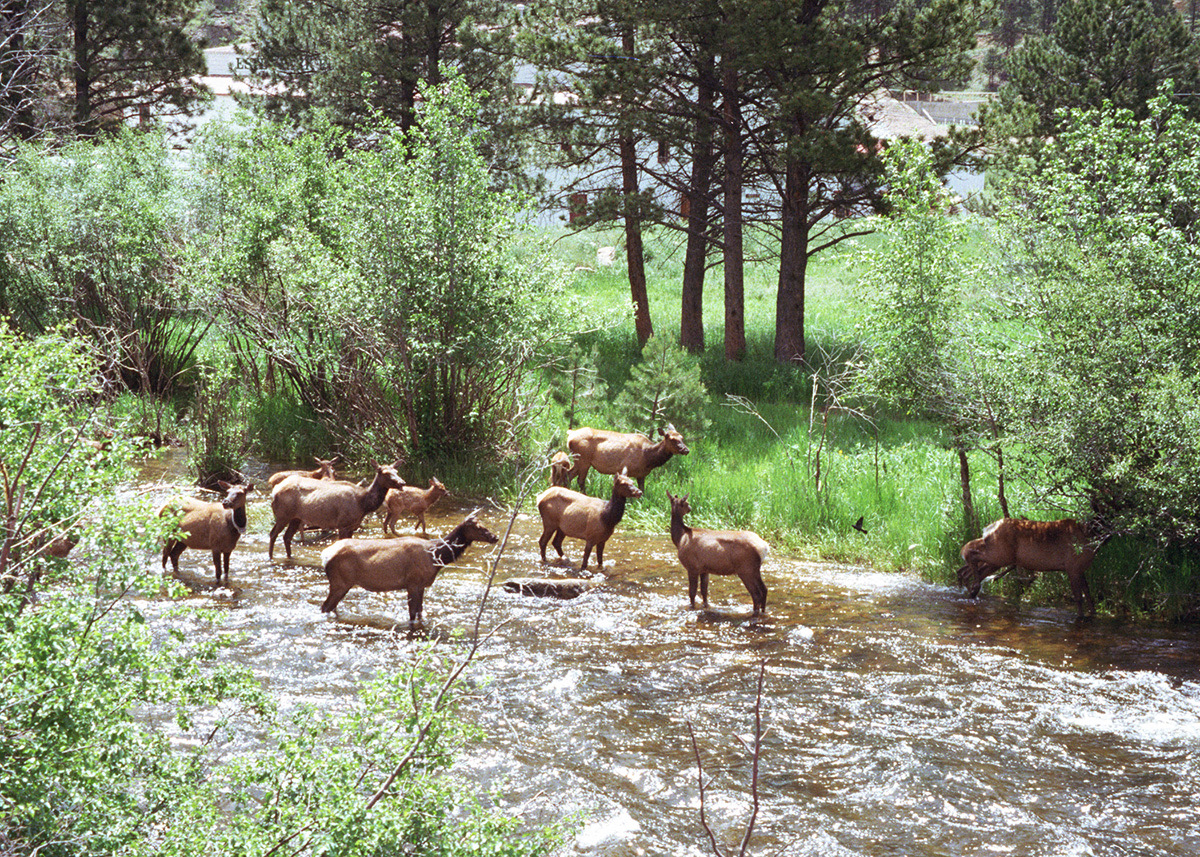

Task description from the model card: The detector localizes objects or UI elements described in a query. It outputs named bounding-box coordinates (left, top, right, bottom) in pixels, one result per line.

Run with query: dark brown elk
left=160, top=481, right=254, bottom=584
left=267, top=456, right=339, bottom=488
left=565, top=426, right=689, bottom=492
left=957, top=517, right=1098, bottom=617
left=382, top=478, right=448, bottom=536
left=320, top=512, right=498, bottom=621
left=268, top=462, right=405, bottom=559
left=668, top=491, right=769, bottom=615
left=536, top=469, right=642, bottom=572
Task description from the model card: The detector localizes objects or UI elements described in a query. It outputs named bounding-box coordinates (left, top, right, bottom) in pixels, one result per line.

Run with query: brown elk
left=548, top=451, right=574, bottom=487
left=382, top=478, right=448, bottom=536
left=320, top=512, right=498, bottom=621
left=536, top=469, right=642, bottom=572
left=160, top=481, right=254, bottom=584
left=565, top=426, right=689, bottom=492
left=957, top=517, right=1098, bottom=617
left=267, top=456, right=339, bottom=488
left=268, top=462, right=405, bottom=559
left=668, top=491, right=769, bottom=615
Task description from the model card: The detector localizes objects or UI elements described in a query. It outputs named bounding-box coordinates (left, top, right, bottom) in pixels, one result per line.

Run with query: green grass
left=541, top=223, right=1028, bottom=584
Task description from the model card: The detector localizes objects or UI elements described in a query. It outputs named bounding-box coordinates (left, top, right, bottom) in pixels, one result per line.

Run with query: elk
left=160, top=481, right=253, bottom=584
left=320, top=512, right=498, bottom=621
left=382, top=478, right=448, bottom=536
left=267, top=456, right=339, bottom=488
left=268, top=462, right=405, bottom=559
left=536, top=469, right=642, bottom=572
left=668, top=491, right=769, bottom=615
left=958, top=517, right=1099, bottom=617
left=565, top=426, right=689, bottom=492
left=548, top=451, right=573, bottom=487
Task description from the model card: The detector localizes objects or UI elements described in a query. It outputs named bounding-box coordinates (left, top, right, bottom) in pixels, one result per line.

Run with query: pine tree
left=993, top=0, right=1200, bottom=140
left=64, top=0, right=209, bottom=136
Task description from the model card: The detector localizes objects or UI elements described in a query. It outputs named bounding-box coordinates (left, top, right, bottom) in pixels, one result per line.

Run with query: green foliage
left=0, top=128, right=208, bottom=396
left=547, top=342, right=609, bottom=430
left=184, top=362, right=249, bottom=488
left=193, top=78, right=569, bottom=465
left=985, top=0, right=1200, bottom=154
left=994, top=93, right=1200, bottom=547
left=857, top=139, right=968, bottom=421
left=613, top=334, right=710, bottom=438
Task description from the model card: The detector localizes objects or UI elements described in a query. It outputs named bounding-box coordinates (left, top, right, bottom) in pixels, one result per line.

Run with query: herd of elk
left=148, top=422, right=1105, bottom=625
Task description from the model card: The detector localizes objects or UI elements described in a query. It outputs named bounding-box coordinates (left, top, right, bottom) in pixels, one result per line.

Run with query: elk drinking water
left=958, top=517, right=1099, bottom=617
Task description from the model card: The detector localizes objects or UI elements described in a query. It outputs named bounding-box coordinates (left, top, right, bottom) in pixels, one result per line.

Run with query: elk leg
left=321, top=582, right=350, bottom=613
left=282, top=520, right=303, bottom=558
left=688, top=573, right=700, bottom=608
left=408, top=587, right=424, bottom=623
left=700, top=572, right=710, bottom=608
left=268, top=521, right=286, bottom=559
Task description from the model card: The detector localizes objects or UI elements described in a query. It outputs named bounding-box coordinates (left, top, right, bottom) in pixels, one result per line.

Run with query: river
left=141, top=457, right=1200, bottom=857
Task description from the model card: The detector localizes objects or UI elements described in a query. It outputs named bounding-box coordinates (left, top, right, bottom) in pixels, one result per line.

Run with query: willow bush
left=192, top=76, right=569, bottom=467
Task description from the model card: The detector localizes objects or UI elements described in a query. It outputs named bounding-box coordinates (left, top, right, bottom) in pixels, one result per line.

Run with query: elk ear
left=217, top=479, right=232, bottom=490
left=667, top=491, right=676, bottom=502
left=246, top=483, right=256, bottom=493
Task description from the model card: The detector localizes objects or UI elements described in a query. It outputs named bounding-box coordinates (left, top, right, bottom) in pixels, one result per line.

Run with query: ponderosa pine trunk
left=722, top=57, right=746, bottom=362
left=774, top=157, right=808, bottom=363
left=621, top=26, right=652, bottom=346
left=680, top=52, right=716, bottom=354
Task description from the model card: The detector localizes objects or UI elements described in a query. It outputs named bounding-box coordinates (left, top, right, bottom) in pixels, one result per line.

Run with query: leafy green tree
left=993, top=91, right=1200, bottom=547
left=857, top=139, right=995, bottom=527
left=196, top=76, right=567, bottom=463
left=0, top=128, right=208, bottom=398
left=987, top=0, right=1200, bottom=144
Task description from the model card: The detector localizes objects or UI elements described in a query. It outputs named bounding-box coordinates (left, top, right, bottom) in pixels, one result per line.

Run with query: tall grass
left=545, top=224, right=1038, bottom=586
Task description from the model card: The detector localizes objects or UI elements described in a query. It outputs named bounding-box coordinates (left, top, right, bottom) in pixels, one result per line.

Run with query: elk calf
left=668, top=492, right=769, bottom=615
left=958, top=517, right=1098, bottom=617
left=382, top=478, right=448, bottom=536
left=160, top=481, right=253, bottom=584
left=320, top=512, right=498, bottom=621
left=536, top=469, right=642, bottom=572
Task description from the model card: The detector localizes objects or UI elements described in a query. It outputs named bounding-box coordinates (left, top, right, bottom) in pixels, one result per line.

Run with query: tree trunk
left=956, top=441, right=977, bottom=533
left=620, top=27, right=652, bottom=346
left=72, top=0, right=92, bottom=135
left=774, top=157, right=808, bottom=363
left=680, top=52, right=716, bottom=354
left=722, top=58, right=746, bottom=362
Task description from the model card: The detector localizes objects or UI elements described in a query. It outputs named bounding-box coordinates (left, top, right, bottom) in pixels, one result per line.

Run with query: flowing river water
left=139, top=454, right=1200, bottom=856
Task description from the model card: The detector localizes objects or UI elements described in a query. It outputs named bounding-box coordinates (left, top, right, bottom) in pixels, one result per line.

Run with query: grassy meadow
left=527, top=224, right=1029, bottom=588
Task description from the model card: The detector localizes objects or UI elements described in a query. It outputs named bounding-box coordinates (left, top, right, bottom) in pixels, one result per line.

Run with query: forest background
left=3, top=0, right=1200, bottom=853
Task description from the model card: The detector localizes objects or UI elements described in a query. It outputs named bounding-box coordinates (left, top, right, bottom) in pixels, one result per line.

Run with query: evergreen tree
left=243, top=0, right=526, bottom=176
left=63, top=0, right=209, bottom=136
left=734, top=0, right=980, bottom=363
left=992, top=0, right=1200, bottom=140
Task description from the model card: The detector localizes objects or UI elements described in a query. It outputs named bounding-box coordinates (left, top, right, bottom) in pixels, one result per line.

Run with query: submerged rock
left=502, top=577, right=595, bottom=599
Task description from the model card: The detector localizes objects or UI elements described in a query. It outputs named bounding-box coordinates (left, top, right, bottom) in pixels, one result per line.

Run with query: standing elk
left=565, top=426, right=689, bottom=492
left=536, top=469, right=642, bottom=572
left=958, top=517, right=1099, bottom=617
left=668, top=491, right=769, bottom=615
left=267, top=456, right=339, bottom=488
left=268, top=462, right=405, bottom=559
left=320, top=512, right=498, bottom=621
left=382, top=478, right=448, bottom=536
left=160, top=481, right=254, bottom=584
